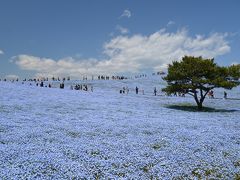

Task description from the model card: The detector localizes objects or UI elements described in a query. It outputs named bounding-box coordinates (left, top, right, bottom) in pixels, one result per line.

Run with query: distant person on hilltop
left=60, top=83, right=64, bottom=89
left=123, top=87, right=126, bottom=94
left=154, top=87, right=157, bottom=96
left=224, top=91, right=227, bottom=99
left=126, top=86, right=129, bottom=94
left=208, top=90, right=214, bottom=98
left=136, top=86, right=139, bottom=94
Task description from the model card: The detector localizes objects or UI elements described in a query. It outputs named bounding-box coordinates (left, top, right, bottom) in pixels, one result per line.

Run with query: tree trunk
left=197, top=102, right=203, bottom=110
left=194, top=92, right=204, bottom=110
left=198, top=95, right=206, bottom=110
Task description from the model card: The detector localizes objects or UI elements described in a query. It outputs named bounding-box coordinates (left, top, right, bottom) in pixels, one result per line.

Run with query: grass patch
left=234, top=160, right=240, bottom=167
left=90, top=150, right=100, bottom=156
left=189, top=166, right=237, bottom=179
left=63, top=149, right=80, bottom=161
left=142, top=130, right=154, bottom=136
left=223, top=151, right=231, bottom=158
left=66, top=131, right=81, bottom=138
left=115, top=172, right=126, bottom=177
left=140, top=163, right=154, bottom=173
left=235, top=173, right=240, bottom=180
left=151, top=140, right=168, bottom=150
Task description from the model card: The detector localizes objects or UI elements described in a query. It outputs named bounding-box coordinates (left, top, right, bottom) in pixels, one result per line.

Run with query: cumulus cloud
left=0, top=49, right=4, bottom=55
left=103, top=29, right=230, bottom=72
left=120, top=9, right=131, bottom=18
left=12, top=29, right=230, bottom=78
left=116, top=25, right=129, bottom=34
left=13, top=55, right=106, bottom=78
left=5, top=74, right=19, bottom=80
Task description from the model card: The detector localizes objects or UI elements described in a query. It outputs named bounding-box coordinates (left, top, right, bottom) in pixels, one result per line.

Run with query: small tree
left=162, top=56, right=240, bottom=110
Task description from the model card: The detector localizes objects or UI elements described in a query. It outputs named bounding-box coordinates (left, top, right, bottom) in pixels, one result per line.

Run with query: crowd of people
left=119, top=86, right=157, bottom=96
left=0, top=76, right=231, bottom=99
left=118, top=86, right=230, bottom=99
left=97, top=75, right=128, bottom=80
left=71, top=84, right=93, bottom=92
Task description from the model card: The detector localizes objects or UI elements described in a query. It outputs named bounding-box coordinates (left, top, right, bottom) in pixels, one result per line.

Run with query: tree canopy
left=162, top=56, right=240, bottom=110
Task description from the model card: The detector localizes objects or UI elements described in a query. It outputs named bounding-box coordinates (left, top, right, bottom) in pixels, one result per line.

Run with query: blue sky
left=0, top=0, right=240, bottom=78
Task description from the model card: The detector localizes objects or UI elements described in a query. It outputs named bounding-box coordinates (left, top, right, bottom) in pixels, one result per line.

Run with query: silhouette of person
left=136, top=86, right=139, bottom=94
left=224, top=91, right=227, bottom=99
left=154, top=87, right=157, bottom=96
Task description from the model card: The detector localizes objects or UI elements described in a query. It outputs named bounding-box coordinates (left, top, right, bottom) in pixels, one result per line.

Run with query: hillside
left=0, top=78, right=240, bottom=179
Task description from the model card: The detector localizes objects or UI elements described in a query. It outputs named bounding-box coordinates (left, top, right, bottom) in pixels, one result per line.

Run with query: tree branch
left=187, top=92, right=194, bottom=97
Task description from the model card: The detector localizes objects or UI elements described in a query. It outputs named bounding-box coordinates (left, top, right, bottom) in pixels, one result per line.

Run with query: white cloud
left=5, top=74, right=19, bottom=80
left=231, top=61, right=240, bottom=65
left=12, top=29, right=230, bottom=78
left=167, top=21, right=175, bottom=27
left=0, top=49, right=4, bottom=55
left=103, top=29, right=230, bottom=72
left=13, top=55, right=127, bottom=78
left=116, top=25, right=129, bottom=34
left=120, top=9, right=131, bottom=18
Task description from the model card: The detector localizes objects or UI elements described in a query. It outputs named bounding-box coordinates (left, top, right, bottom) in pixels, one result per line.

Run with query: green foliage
left=162, top=56, right=240, bottom=109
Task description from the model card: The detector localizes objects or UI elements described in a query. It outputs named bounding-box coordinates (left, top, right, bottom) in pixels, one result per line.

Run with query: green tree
left=162, top=56, right=240, bottom=110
